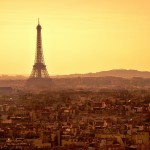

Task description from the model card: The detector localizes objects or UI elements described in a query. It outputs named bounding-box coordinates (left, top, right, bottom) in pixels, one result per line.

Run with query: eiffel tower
left=26, top=20, right=51, bottom=88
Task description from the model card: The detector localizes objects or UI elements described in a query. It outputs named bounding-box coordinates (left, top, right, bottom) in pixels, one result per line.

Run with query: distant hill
left=2, top=70, right=150, bottom=89
left=54, top=69, right=150, bottom=79
left=1, top=69, right=150, bottom=79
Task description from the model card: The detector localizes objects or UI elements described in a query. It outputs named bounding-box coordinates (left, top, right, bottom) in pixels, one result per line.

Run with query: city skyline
left=0, top=0, right=150, bottom=75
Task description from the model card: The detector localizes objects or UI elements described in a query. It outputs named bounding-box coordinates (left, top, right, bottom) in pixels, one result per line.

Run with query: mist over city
left=0, top=0, right=150, bottom=150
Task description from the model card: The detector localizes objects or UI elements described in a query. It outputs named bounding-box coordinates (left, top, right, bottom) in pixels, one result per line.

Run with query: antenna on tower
left=38, top=18, right=40, bottom=25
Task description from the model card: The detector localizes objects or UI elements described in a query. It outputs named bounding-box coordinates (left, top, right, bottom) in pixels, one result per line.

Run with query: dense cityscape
left=0, top=89, right=150, bottom=149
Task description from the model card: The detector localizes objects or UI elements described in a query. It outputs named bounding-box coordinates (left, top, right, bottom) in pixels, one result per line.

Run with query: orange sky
left=0, top=0, right=150, bottom=75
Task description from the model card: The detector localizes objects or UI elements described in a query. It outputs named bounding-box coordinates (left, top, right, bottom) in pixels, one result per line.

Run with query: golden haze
left=0, top=0, right=150, bottom=75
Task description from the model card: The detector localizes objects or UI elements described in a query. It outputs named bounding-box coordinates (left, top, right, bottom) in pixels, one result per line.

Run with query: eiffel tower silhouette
left=26, top=19, right=51, bottom=88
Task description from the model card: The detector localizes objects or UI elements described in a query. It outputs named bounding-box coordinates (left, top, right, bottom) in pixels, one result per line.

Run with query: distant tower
left=26, top=19, right=51, bottom=87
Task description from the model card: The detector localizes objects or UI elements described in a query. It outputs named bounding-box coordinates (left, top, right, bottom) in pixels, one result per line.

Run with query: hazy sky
left=0, top=0, right=150, bottom=75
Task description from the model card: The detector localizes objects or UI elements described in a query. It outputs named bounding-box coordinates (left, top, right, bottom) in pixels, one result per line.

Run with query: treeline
left=53, top=77, right=150, bottom=89
left=1, top=77, right=150, bottom=89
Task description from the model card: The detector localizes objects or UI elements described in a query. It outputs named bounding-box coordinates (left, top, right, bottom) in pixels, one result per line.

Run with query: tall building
left=26, top=20, right=51, bottom=88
